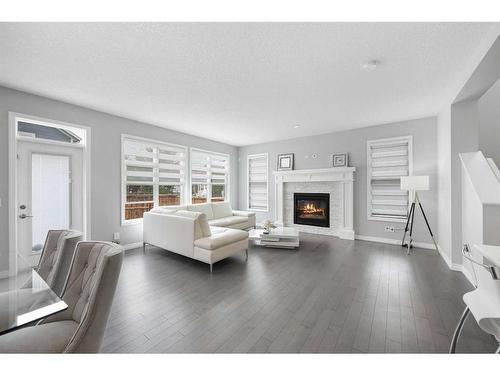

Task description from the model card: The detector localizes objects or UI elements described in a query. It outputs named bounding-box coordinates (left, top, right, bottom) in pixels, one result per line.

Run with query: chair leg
left=449, top=307, right=470, bottom=353
left=496, top=344, right=500, bottom=354
left=209, top=263, right=213, bottom=273
left=143, top=242, right=146, bottom=254
left=245, top=248, right=248, bottom=261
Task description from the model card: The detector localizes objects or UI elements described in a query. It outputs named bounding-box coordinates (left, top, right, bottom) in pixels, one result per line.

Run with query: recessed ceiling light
left=362, top=60, right=380, bottom=71
left=294, top=124, right=301, bottom=129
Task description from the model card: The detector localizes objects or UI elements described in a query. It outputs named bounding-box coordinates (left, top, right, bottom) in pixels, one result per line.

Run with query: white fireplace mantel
left=273, top=167, right=356, bottom=240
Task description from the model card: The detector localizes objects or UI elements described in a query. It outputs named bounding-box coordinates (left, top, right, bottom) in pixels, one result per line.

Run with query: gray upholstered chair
left=37, top=229, right=84, bottom=297
left=0, top=241, right=123, bottom=353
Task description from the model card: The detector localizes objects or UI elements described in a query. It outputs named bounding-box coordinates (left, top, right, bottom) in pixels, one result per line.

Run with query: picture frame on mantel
left=277, top=153, right=294, bottom=171
left=332, top=152, right=349, bottom=167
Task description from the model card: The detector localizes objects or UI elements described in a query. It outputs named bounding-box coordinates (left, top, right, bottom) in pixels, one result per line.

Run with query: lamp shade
left=400, top=176, right=429, bottom=191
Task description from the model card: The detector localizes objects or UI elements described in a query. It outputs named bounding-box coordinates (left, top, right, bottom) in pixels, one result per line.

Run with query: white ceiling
left=0, top=23, right=496, bottom=146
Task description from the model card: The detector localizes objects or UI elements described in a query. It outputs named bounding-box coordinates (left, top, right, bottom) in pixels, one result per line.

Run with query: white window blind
left=367, top=136, right=412, bottom=222
left=190, top=149, right=229, bottom=203
left=122, top=136, right=187, bottom=223
left=247, top=153, right=268, bottom=211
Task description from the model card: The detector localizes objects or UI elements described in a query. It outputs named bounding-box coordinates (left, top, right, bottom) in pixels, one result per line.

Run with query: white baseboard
left=450, top=263, right=475, bottom=286
left=338, top=229, right=355, bottom=240
left=434, top=245, right=475, bottom=285
left=121, top=241, right=143, bottom=251
left=436, top=244, right=453, bottom=269
left=461, top=265, right=476, bottom=286
left=354, top=235, right=437, bottom=251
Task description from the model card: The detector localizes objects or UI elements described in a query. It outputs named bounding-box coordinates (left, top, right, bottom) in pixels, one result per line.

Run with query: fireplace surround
left=294, top=193, right=330, bottom=227
left=273, top=167, right=355, bottom=239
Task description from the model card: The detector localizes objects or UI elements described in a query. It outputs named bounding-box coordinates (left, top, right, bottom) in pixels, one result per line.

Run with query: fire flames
left=301, top=202, right=325, bottom=217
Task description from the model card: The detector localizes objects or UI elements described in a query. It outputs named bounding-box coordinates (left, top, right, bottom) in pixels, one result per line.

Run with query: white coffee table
left=248, top=227, right=300, bottom=249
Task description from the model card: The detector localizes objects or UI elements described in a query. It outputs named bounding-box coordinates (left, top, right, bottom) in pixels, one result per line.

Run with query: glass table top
left=0, top=255, right=67, bottom=336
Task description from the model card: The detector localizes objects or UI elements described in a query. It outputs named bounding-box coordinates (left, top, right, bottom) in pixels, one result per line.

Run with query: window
left=247, top=153, right=269, bottom=211
left=367, top=136, right=413, bottom=222
left=190, top=149, right=229, bottom=204
left=18, top=121, right=83, bottom=144
left=122, top=135, right=187, bottom=223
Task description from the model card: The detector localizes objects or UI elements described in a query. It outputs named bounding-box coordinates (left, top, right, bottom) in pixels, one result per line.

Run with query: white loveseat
left=143, top=209, right=250, bottom=272
left=150, top=202, right=256, bottom=230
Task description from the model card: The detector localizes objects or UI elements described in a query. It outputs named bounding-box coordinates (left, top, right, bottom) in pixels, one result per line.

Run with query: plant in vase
left=262, top=219, right=277, bottom=234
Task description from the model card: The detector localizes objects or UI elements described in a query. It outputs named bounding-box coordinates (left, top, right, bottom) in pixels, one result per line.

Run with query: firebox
left=293, top=193, right=330, bottom=227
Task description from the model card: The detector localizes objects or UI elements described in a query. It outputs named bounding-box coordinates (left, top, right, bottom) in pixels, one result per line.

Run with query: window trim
left=247, top=153, right=269, bottom=212
left=366, top=135, right=413, bottom=223
left=15, top=114, right=87, bottom=148
left=121, top=134, right=188, bottom=226
left=189, top=147, right=230, bottom=205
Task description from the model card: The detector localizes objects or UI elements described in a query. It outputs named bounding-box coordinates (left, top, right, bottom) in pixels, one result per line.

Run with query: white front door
left=17, top=140, right=84, bottom=266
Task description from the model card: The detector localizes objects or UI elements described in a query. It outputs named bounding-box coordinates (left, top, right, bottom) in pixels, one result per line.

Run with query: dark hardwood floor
left=101, top=233, right=497, bottom=353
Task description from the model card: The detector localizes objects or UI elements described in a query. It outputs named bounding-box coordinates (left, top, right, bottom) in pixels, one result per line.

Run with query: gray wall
left=238, top=117, right=438, bottom=244
left=450, top=100, right=480, bottom=266
left=0, top=86, right=238, bottom=272
left=479, top=78, right=500, bottom=166
left=437, top=107, right=453, bottom=265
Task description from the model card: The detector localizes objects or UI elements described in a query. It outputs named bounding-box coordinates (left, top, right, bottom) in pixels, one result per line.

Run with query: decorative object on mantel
left=262, top=219, right=277, bottom=234
left=277, top=153, right=294, bottom=171
left=332, top=152, right=349, bottom=167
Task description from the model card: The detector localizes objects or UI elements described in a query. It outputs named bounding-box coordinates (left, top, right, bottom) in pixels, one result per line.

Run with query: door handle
left=18, top=214, right=33, bottom=219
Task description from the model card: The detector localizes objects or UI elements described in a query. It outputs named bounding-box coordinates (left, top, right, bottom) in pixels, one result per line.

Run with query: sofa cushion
left=170, top=210, right=211, bottom=239
left=149, top=207, right=177, bottom=215
left=232, top=210, right=256, bottom=218
left=187, top=203, right=214, bottom=220
left=210, top=226, right=228, bottom=235
left=208, top=216, right=248, bottom=228
left=194, top=228, right=248, bottom=250
left=211, top=202, right=233, bottom=219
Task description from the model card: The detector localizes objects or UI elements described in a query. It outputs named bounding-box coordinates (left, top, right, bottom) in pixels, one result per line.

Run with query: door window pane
left=31, top=154, right=70, bottom=251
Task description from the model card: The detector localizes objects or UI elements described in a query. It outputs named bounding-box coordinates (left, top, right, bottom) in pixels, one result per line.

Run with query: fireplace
left=294, top=193, right=330, bottom=228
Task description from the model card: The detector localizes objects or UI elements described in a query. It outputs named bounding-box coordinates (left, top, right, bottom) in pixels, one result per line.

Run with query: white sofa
left=143, top=209, right=249, bottom=272
left=150, top=202, right=256, bottom=230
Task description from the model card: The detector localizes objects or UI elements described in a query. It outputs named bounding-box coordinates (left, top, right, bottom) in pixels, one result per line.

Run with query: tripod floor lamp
left=400, top=176, right=438, bottom=255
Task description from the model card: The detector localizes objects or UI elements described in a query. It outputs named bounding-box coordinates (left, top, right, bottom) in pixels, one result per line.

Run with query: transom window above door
left=17, top=119, right=86, bottom=146
left=122, top=135, right=187, bottom=224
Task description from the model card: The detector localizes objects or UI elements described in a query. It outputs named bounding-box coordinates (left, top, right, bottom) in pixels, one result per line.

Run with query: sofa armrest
left=143, top=212, right=195, bottom=256
left=232, top=210, right=256, bottom=217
